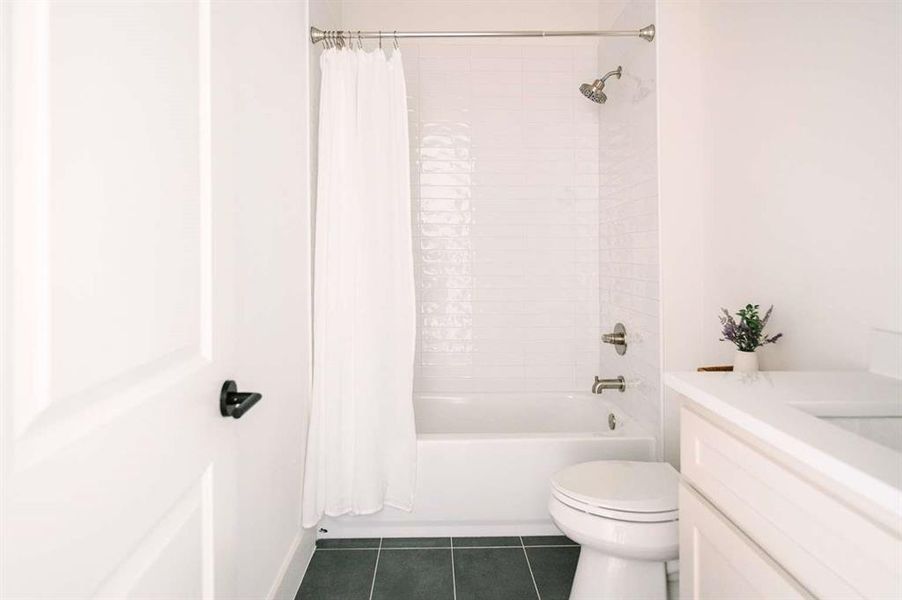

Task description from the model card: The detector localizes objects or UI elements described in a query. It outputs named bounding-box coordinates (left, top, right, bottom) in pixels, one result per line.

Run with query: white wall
left=309, top=0, right=341, bottom=218
left=271, top=0, right=340, bottom=591
left=596, top=0, right=660, bottom=449
left=407, top=39, right=604, bottom=393
left=333, top=0, right=668, bottom=409
left=340, top=0, right=620, bottom=31
left=219, top=1, right=316, bottom=597
left=338, top=1, right=620, bottom=393
left=659, top=0, right=902, bottom=466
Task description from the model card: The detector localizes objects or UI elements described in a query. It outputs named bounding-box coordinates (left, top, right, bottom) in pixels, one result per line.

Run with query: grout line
left=449, top=545, right=562, bottom=549
left=520, top=536, right=542, bottom=600
left=450, top=537, right=457, bottom=600
left=315, top=544, right=578, bottom=551
left=314, top=547, right=383, bottom=551
left=368, top=538, right=383, bottom=600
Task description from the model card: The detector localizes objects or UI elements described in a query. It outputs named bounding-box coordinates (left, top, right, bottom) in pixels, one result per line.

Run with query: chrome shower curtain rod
left=309, top=24, right=655, bottom=45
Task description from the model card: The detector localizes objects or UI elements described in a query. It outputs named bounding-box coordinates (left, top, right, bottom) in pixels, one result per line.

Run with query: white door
left=1, top=1, right=246, bottom=596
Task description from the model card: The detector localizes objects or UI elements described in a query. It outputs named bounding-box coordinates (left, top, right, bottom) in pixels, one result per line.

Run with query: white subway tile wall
left=596, top=0, right=661, bottom=443
left=402, top=40, right=603, bottom=393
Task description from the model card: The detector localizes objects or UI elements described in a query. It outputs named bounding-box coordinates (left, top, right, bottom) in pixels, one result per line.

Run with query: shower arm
left=600, top=67, right=623, bottom=83
left=310, top=25, right=655, bottom=45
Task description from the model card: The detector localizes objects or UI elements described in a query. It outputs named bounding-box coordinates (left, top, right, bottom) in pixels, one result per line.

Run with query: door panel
left=93, top=467, right=214, bottom=599
left=2, top=1, right=237, bottom=597
left=49, top=0, right=208, bottom=403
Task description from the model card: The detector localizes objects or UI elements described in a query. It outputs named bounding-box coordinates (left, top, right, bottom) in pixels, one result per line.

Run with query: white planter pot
left=733, top=350, right=759, bottom=373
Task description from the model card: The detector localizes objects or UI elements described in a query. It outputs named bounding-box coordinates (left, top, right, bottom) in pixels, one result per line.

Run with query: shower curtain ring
left=378, top=31, right=382, bottom=50
left=358, top=30, right=363, bottom=50
left=393, top=30, right=399, bottom=50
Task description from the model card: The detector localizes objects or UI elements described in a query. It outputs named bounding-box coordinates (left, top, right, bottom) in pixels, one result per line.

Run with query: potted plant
left=719, top=304, right=783, bottom=372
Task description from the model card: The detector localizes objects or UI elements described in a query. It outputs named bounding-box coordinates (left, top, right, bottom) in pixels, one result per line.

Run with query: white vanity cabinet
left=678, top=402, right=902, bottom=600
left=679, top=480, right=809, bottom=599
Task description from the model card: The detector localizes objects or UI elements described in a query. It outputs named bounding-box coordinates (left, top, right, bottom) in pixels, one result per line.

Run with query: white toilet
left=549, top=460, right=679, bottom=600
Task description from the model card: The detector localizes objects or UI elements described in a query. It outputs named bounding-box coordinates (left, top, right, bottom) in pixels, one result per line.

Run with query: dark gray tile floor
left=296, top=536, right=579, bottom=600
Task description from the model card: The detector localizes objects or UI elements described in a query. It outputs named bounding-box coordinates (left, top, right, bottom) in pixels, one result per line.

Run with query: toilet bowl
left=548, top=460, right=679, bottom=600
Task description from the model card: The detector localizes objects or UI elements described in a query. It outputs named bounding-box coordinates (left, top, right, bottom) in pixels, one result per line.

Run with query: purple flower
left=719, top=304, right=783, bottom=352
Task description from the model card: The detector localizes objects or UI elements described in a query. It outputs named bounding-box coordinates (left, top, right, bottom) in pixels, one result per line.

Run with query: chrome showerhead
left=579, top=66, right=622, bottom=104
left=580, top=81, right=608, bottom=104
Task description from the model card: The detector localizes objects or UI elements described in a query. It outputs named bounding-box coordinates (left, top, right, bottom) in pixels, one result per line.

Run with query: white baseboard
left=317, top=518, right=563, bottom=539
left=267, top=527, right=316, bottom=600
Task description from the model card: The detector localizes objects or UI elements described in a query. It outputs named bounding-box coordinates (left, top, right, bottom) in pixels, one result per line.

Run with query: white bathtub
left=319, top=392, right=656, bottom=538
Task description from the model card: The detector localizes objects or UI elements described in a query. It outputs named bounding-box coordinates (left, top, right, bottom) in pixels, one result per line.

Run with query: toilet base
left=570, top=546, right=666, bottom=600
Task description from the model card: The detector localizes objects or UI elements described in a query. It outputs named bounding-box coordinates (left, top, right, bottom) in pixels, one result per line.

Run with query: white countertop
left=665, top=370, right=902, bottom=519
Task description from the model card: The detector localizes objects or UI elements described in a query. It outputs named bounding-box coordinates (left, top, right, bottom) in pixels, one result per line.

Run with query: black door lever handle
left=220, top=380, right=262, bottom=419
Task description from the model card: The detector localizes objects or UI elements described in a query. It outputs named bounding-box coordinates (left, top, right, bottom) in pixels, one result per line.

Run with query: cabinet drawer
left=680, top=481, right=810, bottom=599
left=681, top=406, right=902, bottom=599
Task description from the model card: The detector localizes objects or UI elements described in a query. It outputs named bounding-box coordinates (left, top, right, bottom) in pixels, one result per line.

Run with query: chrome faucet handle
left=601, top=323, right=627, bottom=355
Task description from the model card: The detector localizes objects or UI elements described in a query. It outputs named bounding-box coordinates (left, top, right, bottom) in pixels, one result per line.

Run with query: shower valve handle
left=601, top=323, right=627, bottom=355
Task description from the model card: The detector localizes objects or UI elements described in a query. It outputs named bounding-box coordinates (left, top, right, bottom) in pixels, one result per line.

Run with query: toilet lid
left=551, top=487, right=678, bottom=523
left=551, top=460, right=679, bottom=514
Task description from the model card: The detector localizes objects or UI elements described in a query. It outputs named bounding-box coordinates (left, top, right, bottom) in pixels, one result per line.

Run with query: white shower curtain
left=302, top=47, right=417, bottom=527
